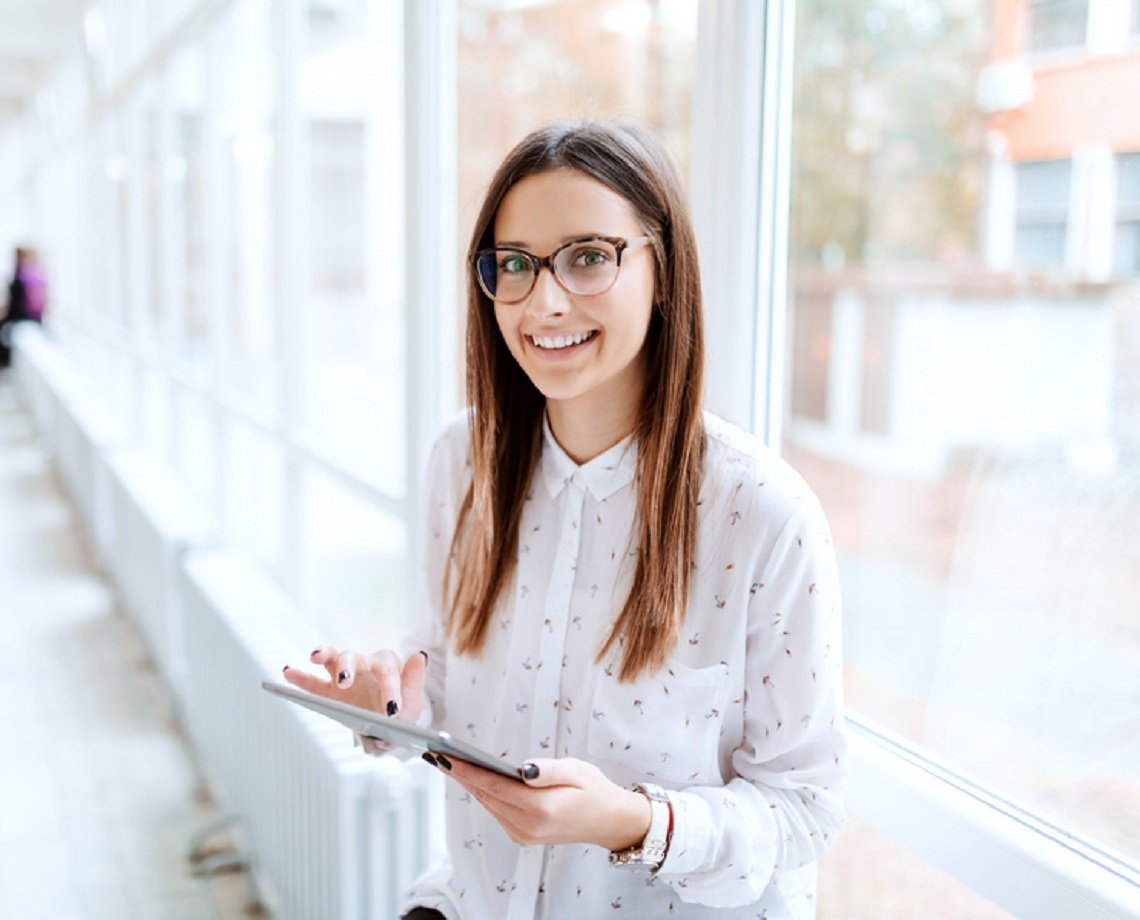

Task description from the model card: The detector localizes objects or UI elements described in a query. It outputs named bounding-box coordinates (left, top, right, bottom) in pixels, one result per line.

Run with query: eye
left=569, top=245, right=611, bottom=269
left=499, top=253, right=530, bottom=274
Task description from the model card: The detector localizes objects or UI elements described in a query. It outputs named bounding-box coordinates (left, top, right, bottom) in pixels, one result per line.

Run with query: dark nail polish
left=310, top=648, right=322, bottom=658
left=386, top=700, right=399, bottom=717
left=282, top=665, right=290, bottom=673
left=338, top=670, right=350, bottom=684
left=436, top=754, right=452, bottom=771
left=421, top=752, right=438, bottom=767
left=419, top=650, right=429, bottom=665
left=521, top=762, right=539, bottom=781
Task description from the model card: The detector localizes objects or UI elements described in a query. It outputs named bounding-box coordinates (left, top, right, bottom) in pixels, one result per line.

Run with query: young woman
left=284, top=119, right=846, bottom=919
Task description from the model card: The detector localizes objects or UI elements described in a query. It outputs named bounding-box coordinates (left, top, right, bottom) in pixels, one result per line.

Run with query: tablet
left=261, top=679, right=523, bottom=781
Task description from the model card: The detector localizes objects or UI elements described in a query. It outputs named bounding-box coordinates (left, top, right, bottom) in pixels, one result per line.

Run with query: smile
left=528, top=330, right=598, bottom=350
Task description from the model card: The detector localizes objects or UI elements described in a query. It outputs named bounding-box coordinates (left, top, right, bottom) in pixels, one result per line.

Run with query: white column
left=1073, top=145, right=1115, bottom=281
left=984, top=147, right=1016, bottom=272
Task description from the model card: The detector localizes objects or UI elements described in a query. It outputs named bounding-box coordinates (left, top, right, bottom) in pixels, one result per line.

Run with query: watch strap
left=608, top=782, right=671, bottom=870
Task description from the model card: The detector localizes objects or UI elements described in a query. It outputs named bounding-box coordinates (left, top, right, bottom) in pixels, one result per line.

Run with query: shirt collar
left=539, top=414, right=638, bottom=501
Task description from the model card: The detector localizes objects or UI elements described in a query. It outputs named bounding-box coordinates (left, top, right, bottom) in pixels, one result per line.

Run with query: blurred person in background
left=0, top=246, right=47, bottom=368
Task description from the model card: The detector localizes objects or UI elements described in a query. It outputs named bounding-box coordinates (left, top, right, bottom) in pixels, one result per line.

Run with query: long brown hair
left=446, top=119, right=706, bottom=682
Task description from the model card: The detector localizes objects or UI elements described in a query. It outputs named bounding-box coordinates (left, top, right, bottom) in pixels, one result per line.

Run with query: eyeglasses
left=473, top=236, right=652, bottom=304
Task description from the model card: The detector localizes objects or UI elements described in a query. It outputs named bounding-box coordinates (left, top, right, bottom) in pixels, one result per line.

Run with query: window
left=456, top=0, right=698, bottom=260
left=1028, top=0, right=1088, bottom=52
left=297, top=0, right=407, bottom=483
left=294, top=0, right=408, bottom=641
left=1015, top=159, right=1071, bottom=272
left=213, top=0, right=279, bottom=413
left=167, top=43, right=209, bottom=363
left=786, top=0, right=1139, bottom=911
left=1116, top=152, right=1140, bottom=277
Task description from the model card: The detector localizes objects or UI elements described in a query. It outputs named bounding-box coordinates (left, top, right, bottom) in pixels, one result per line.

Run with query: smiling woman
left=285, top=119, right=846, bottom=920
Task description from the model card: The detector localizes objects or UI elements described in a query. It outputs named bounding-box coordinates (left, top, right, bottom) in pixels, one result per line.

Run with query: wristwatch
left=608, top=782, right=672, bottom=870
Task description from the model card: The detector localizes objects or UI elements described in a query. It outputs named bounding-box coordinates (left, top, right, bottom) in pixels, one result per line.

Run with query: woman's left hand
left=439, top=757, right=651, bottom=851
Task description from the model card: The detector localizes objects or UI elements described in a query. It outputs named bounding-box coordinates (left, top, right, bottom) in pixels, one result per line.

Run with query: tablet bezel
left=261, top=679, right=523, bottom=781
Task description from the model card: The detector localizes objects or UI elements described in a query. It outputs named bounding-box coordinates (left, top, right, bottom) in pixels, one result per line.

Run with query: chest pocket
left=586, top=660, right=729, bottom=787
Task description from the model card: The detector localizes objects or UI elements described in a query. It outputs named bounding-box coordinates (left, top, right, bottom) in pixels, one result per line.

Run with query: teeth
left=532, top=331, right=595, bottom=350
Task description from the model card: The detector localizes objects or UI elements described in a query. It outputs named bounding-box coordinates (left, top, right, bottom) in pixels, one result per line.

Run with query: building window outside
left=1116, top=152, right=1140, bottom=277
left=456, top=0, right=697, bottom=274
left=787, top=1, right=1139, bottom=912
left=1028, top=0, right=1089, bottom=51
left=1014, top=158, right=1071, bottom=272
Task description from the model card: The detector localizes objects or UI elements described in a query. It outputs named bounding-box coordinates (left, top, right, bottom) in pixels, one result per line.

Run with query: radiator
left=179, top=549, right=439, bottom=920
left=103, top=449, right=213, bottom=700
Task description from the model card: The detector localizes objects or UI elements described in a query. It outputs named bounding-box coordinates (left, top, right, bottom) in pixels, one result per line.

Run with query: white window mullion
left=689, top=0, right=764, bottom=434
left=403, top=0, right=457, bottom=575
left=276, top=0, right=305, bottom=596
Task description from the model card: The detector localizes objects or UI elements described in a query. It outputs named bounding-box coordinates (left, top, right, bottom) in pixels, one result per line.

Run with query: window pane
left=213, top=0, right=279, bottom=412
left=1118, top=153, right=1140, bottom=277
left=299, top=467, right=406, bottom=649
left=168, top=43, right=209, bottom=363
left=224, top=419, right=285, bottom=575
left=786, top=0, right=1140, bottom=871
left=456, top=0, right=698, bottom=257
left=174, top=388, right=216, bottom=510
left=1028, top=0, right=1087, bottom=52
left=818, top=817, right=1013, bottom=919
left=297, top=0, right=407, bottom=492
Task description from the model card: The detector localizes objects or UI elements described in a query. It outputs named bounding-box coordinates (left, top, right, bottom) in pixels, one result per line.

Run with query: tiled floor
left=0, top=370, right=255, bottom=920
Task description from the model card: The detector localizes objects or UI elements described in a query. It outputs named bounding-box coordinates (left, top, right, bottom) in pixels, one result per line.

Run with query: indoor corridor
left=0, top=369, right=253, bottom=920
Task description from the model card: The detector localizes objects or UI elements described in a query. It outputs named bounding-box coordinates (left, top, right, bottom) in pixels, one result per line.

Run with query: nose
left=523, top=264, right=569, bottom=319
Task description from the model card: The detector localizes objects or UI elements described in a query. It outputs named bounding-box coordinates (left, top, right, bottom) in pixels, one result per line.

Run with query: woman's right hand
left=282, top=646, right=428, bottom=723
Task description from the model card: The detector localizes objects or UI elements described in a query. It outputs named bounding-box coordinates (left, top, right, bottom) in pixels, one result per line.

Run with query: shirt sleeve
left=655, top=500, right=847, bottom=907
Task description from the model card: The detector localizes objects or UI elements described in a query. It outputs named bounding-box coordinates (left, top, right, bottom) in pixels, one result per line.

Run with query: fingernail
left=521, top=762, right=539, bottom=781
left=421, top=752, right=438, bottom=767
left=436, top=754, right=452, bottom=771
left=282, top=665, right=290, bottom=673
left=419, top=650, right=429, bottom=665
left=310, top=648, right=322, bottom=659
left=386, top=700, right=399, bottom=717
left=338, top=670, right=350, bottom=684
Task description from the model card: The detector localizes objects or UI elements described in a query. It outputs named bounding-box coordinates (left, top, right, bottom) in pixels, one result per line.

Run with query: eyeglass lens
left=476, top=239, right=622, bottom=303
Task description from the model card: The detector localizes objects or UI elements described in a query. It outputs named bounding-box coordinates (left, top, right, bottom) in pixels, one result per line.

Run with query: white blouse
left=388, top=411, right=846, bottom=920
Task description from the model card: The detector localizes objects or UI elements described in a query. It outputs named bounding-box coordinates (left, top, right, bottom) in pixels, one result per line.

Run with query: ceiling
left=0, top=0, right=85, bottom=136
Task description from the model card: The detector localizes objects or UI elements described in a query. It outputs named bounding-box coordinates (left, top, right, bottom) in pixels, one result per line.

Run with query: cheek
left=494, top=307, right=520, bottom=356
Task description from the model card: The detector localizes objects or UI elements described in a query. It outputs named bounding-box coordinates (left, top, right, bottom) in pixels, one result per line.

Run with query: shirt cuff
left=656, top=789, right=717, bottom=876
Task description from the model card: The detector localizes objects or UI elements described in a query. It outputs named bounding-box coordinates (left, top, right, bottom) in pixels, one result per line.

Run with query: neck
left=546, top=387, right=641, bottom=464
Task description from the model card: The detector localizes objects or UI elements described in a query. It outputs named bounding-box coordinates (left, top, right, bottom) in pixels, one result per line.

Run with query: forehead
left=493, top=168, right=642, bottom=246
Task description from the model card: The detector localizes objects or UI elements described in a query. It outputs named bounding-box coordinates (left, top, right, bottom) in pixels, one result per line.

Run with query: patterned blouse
left=388, top=411, right=846, bottom=919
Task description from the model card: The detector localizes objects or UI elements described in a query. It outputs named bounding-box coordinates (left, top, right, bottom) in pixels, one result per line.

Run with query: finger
left=365, top=649, right=403, bottom=715
left=398, top=651, right=428, bottom=721
left=281, top=665, right=336, bottom=698
left=310, top=644, right=341, bottom=681
left=334, top=650, right=369, bottom=689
